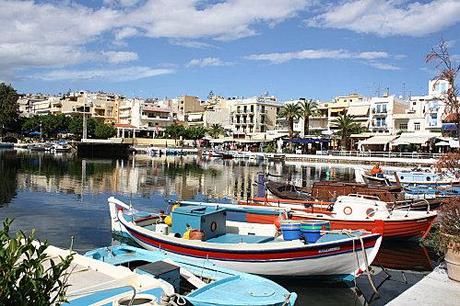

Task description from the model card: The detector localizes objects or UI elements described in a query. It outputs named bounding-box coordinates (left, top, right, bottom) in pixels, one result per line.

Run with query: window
left=414, top=122, right=421, bottom=131
left=399, top=123, right=408, bottom=130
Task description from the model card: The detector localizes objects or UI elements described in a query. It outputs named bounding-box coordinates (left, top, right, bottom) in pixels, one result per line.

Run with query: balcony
left=141, top=115, right=171, bottom=121
left=372, top=108, right=387, bottom=114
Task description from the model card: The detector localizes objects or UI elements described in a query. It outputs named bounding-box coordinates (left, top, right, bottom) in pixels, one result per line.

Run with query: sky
left=1, top=0, right=460, bottom=101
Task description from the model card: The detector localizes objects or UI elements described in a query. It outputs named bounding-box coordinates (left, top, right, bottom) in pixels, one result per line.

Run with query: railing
left=316, top=150, right=442, bottom=159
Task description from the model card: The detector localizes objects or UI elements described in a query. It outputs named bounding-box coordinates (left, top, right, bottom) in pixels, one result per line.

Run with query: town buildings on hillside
left=16, top=79, right=453, bottom=150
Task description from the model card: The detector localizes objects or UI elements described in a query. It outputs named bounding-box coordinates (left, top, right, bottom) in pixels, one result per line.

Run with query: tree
left=184, top=126, right=207, bottom=140
left=208, top=123, right=225, bottom=139
left=0, top=218, right=73, bottom=305
left=164, top=124, right=186, bottom=144
left=278, top=103, right=301, bottom=138
left=331, top=114, right=362, bottom=150
left=426, top=39, right=460, bottom=145
left=94, top=122, right=116, bottom=139
left=69, top=115, right=96, bottom=139
left=297, top=99, right=318, bottom=137
left=0, top=83, right=19, bottom=136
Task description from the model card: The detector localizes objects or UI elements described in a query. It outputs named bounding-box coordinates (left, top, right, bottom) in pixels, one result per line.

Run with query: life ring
left=343, top=206, right=353, bottom=215
left=210, top=221, right=217, bottom=232
left=366, top=208, right=376, bottom=218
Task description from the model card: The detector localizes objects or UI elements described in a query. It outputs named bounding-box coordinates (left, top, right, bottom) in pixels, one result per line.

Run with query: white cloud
left=186, top=57, right=233, bottom=68
left=307, top=0, right=460, bottom=37
left=0, top=0, right=310, bottom=79
left=32, top=66, right=174, bottom=82
left=245, top=49, right=389, bottom=64
left=115, top=27, right=139, bottom=40
left=169, top=39, right=215, bottom=49
left=102, top=51, right=138, bottom=63
left=126, top=0, right=310, bottom=40
left=366, top=61, right=400, bottom=71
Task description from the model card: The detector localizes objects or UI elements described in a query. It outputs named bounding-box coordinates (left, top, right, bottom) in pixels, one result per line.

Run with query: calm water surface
left=0, top=149, right=437, bottom=305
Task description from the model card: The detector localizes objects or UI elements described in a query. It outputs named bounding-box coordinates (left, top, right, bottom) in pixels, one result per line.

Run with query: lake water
left=0, top=149, right=438, bottom=305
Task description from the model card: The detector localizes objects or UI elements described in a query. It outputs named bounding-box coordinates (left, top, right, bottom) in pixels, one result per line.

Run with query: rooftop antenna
left=402, top=82, right=406, bottom=100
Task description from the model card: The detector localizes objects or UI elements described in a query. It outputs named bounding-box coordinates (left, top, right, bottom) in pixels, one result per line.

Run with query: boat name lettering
left=318, top=247, right=340, bottom=253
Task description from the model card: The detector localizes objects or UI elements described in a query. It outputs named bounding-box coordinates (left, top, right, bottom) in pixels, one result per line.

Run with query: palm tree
left=278, top=103, right=301, bottom=138
left=297, top=99, right=318, bottom=137
left=331, top=114, right=362, bottom=150
left=208, top=123, right=224, bottom=139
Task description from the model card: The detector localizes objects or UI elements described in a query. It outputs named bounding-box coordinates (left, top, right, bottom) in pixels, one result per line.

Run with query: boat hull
left=116, top=214, right=381, bottom=278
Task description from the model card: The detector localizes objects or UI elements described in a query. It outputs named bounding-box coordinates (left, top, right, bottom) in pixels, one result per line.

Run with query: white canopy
left=360, top=135, right=398, bottom=145
left=435, top=141, right=450, bottom=146
left=347, top=106, right=369, bottom=117
left=391, top=133, right=439, bottom=146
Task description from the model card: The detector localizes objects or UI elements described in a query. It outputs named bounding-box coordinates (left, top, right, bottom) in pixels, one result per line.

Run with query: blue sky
left=1, top=0, right=460, bottom=101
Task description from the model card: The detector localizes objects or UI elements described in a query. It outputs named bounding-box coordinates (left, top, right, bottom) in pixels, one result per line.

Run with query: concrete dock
left=387, top=266, right=460, bottom=305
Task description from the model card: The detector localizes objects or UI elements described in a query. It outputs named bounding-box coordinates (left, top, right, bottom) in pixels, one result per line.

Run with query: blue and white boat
left=108, top=197, right=382, bottom=280
left=86, top=244, right=297, bottom=306
left=356, top=167, right=460, bottom=187
left=44, top=244, right=174, bottom=306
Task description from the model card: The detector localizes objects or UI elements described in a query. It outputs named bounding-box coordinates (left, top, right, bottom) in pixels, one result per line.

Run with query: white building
left=369, top=94, right=407, bottom=134
left=231, top=95, right=281, bottom=134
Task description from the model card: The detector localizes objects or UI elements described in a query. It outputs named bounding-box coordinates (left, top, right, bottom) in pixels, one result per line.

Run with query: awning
left=187, top=114, right=203, bottom=121
left=210, top=137, right=235, bottom=143
left=360, top=135, right=397, bottom=146
left=391, top=133, right=438, bottom=146
left=435, top=141, right=450, bottom=146
left=347, top=106, right=369, bottom=117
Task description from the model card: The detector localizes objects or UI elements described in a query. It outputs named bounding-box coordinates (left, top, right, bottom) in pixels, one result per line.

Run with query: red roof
left=444, top=113, right=458, bottom=123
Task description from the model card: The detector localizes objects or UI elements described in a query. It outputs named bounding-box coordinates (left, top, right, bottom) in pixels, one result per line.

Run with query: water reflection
left=0, top=150, right=436, bottom=305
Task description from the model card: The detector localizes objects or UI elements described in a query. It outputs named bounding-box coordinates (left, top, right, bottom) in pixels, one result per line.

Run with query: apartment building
left=369, top=94, right=407, bottom=134
left=231, top=95, right=281, bottom=134
left=393, top=80, right=448, bottom=134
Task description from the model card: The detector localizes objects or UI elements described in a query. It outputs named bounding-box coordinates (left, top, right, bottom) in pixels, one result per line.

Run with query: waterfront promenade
left=387, top=266, right=460, bottom=305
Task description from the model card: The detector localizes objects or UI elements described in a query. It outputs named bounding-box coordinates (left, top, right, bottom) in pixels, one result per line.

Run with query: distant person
left=370, top=163, right=384, bottom=178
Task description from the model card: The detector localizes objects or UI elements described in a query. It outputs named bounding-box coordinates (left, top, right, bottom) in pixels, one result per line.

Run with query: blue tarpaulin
left=442, top=123, right=458, bottom=131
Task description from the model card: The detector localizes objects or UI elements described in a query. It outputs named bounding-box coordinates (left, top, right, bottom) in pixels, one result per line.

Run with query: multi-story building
left=369, top=94, right=407, bottom=134
left=231, top=95, right=281, bottom=134
left=203, top=96, right=235, bottom=129
left=393, top=80, right=449, bottom=134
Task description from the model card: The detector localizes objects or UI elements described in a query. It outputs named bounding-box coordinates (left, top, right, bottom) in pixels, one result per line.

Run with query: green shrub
left=0, top=219, right=73, bottom=305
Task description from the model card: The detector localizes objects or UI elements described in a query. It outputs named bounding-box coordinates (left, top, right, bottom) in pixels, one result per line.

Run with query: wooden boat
left=86, top=244, right=297, bottom=306
left=266, top=180, right=405, bottom=202
left=237, top=195, right=437, bottom=239
left=264, top=180, right=444, bottom=210
left=108, top=197, right=382, bottom=279
left=45, top=244, right=174, bottom=305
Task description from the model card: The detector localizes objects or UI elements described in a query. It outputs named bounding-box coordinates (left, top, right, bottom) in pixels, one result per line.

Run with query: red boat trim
left=119, top=216, right=379, bottom=262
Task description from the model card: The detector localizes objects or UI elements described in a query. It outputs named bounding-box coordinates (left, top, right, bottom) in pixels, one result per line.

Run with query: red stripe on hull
left=126, top=226, right=378, bottom=262
left=290, top=215, right=436, bottom=239
left=243, top=213, right=436, bottom=239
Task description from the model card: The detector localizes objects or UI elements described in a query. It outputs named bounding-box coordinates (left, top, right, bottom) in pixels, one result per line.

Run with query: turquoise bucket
left=300, top=221, right=331, bottom=243
left=280, top=220, right=302, bottom=241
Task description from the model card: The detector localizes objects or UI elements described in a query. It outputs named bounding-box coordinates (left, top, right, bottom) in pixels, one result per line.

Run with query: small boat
left=263, top=180, right=445, bottom=210
left=86, top=244, right=297, bottom=306
left=45, top=244, right=174, bottom=305
left=108, top=197, right=382, bottom=279
left=53, top=142, right=72, bottom=153
left=238, top=195, right=437, bottom=239
left=265, top=180, right=316, bottom=201
left=355, top=167, right=460, bottom=187
left=0, top=142, right=14, bottom=149
left=266, top=154, right=285, bottom=162
left=221, top=151, right=234, bottom=159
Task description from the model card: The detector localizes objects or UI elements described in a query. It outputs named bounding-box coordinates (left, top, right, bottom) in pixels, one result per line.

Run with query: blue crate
left=171, top=206, right=226, bottom=240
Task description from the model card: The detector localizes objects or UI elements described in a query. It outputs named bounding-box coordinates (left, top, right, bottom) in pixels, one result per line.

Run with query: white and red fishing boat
left=237, top=195, right=437, bottom=239
left=108, top=197, right=382, bottom=279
